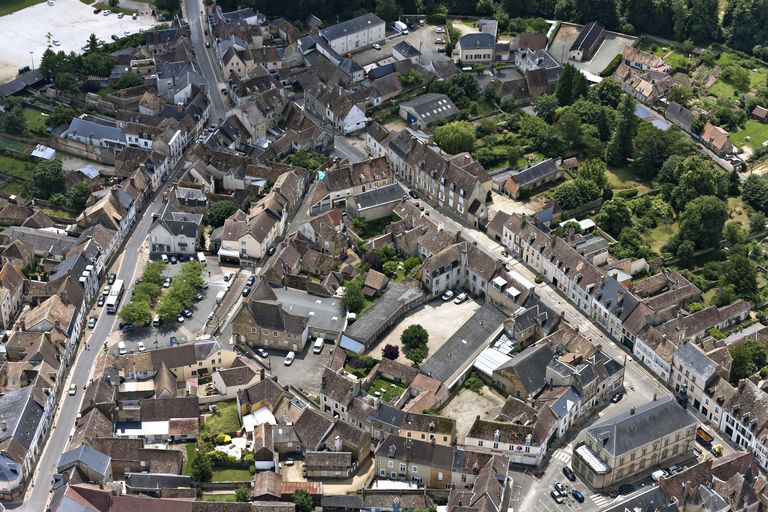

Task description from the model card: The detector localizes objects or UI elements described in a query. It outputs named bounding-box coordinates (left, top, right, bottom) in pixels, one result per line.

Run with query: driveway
left=265, top=343, right=336, bottom=395
left=366, top=298, right=481, bottom=364
left=439, top=386, right=506, bottom=440
left=549, top=23, right=637, bottom=75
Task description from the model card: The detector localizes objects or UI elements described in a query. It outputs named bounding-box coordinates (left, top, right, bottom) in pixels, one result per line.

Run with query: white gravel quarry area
left=0, top=0, right=157, bottom=82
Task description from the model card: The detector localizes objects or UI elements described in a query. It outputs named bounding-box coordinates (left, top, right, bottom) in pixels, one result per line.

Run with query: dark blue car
left=571, top=490, right=584, bottom=503
left=562, top=466, right=576, bottom=482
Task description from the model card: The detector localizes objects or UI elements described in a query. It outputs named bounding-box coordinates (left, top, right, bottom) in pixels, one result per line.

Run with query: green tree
left=54, top=72, right=79, bottom=94
left=132, top=281, right=161, bottom=304
left=81, top=52, right=114, bottom=76
left=293, top=490, right=313, bottom=512
left=533, top=94, right=558, bottom=123
left=596, top=198, right=632, bottom=236
left=406, top=347, right=426, bottom=367
left=2, top=103, right=25, bottom=135
left=118, top=300, right=152, bottom=326
left=577, top=159, right=609, bottom=192
left=66, top=182, right=92, bottom=211
left=235, top=485, right=251, bottom=502
left=207, top=200, right=238, bottom=228
left=676, top=195, right=728, bottom=249
left=382, top=260, right=399, bottom=277
left=156, top=291, right=185, bottom=321
left=666, top=85, right=694, bottom=107
left=587, top=77, right=622, bottom=108
left=434, top=121, right=476, bottom=154
left=48, top=105, right=76, bottom=128
left=552, top=179, right=600, bottom=210
left=142, top=261, right=166, bottom=286
left=555, top=63, right=587, bottom=106
left=750, top=211, right=767, bottom=233
left=191, top=452, right=213, bottom=482
left=401, top=324, right=429, bottom=351
left=724, top=222, right=746, bottom=245
left=341, top=280, right=365, bottom=313
left=178, top=261, right=205, bottom=289
left=729, top=340, right=768, bottom=383
left=29, top=160, right=65, bottom=199
left=86, top=33, right=100, bottom=53
left=676, top=239, right=695, bottom=264
left=115, top=71, right=144, bottom=89
left=743, top=174, right=768, bottom=214
left=605, top=95, right=638, bottom=166
left=382, top=344, right=399, bottom=360
left=375, top=0, right=400, bottom=22
left=669, top=156, right=728, bottom=211
left=723, top=253, right=758, bottom=296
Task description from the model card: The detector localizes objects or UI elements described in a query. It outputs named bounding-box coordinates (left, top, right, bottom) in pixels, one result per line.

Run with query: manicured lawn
left=708, top=80, right=737, bottom=100
left=367, top=376, right=407, bottom=403
left=0, top=154, right=34, bottom=180
left=23, top=109, right=47, bottom=132
left=182, top=441, right=196, bottom=476
left=202, top=494, right=236, bottom=502
left=731, top=119, right=768, bottom=149
left=646, top=222, right=678, bottom=254
left=211, top=468, right=251, bottom=482
left=0, top=180, right=25, bottom=196
left=606, top=166, right=652, bottom=195
left=0, top=138, right=27, bottom=152
left=201, top=400, right=241, bottom=434
left=0, top=0, right=46, bottom=16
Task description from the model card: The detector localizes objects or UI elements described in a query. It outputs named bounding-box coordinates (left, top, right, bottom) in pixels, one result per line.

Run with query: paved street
left=183, top=0, right=226, bottom=122
left=333, top=134, right=367, bottom=163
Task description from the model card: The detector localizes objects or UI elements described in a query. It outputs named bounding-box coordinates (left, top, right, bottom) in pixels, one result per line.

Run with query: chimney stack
left=335, top=435, right=342, bottom=452
left=260, top=368, right=265, bottom=381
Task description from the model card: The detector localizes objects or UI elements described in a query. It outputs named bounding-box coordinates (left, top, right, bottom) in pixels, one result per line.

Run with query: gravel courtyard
left=0, top=0, right=157, bottom=82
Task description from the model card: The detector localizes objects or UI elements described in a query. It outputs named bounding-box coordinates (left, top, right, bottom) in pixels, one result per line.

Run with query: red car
left=93, top=7, right=102, bottom=13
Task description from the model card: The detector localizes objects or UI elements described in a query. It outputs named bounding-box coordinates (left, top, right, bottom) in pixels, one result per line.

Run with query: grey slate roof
left=570, top=21, right=604, bottom=52
left=459, top=32, right=496, bottom=50
left=421, top=303, right=508, bottom=383
left=373, top=403, right=406, bottom=428
left=125, top=472, right=192, bottom=489
left=151, top=201, right=203, bottom=238
left=393, top=41, right=420, bottom=58
left=495, top=343, right=555, bottom=395
left=584, top=395, right=697, bottom=457
left=675, top=343, right=717, bottom=380
left=57, top=445, right=111, bottom=477
left=0, top=68, right=46, bottom=96
left=508, top=158, right=558, bottom=187
left=351, top=183, right=404, bottom=210
left=321, top=13, right=384, bottom=42
left=63, top=117, right=126, bottom=144
left=400, top=93, right=459, bottom=123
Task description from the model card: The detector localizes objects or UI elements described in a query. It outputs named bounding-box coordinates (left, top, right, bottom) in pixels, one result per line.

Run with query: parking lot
left=368, top=297, right=480, bottom=365
left=351, top=23, right=453, bottom=71
left=0, top=0, right=157, bottom=82
left=112, top=256, right=238, bottom=355
left=265, top=342, right=336, bottom=395
left=549, top=22, right=638, bottom=76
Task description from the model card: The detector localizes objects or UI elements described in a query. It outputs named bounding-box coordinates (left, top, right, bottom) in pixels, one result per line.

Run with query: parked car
left=571, top=490, right=584, bottom=503
left=205, top=41, right=211, bottom=48
left=137, top=342, right=146, bottom=352
left=117, top=12, right=124, bottom=18
left=195, top=293, right=204, bottom=301
left=52, top=39, right=61, bottom=46
left=68, top=384, right=77, bottom=396
left=267, top=246, right=276, bottom=256
left=434, top=38, right=445, bottom=44
left=93, top=7, right=101, bottom=13
left=102, top=286, right=110, bottom=296
left=408, top=189, right=419, bottom=199
left=163, top=277, right=172, bottom=288
left=550, top=491, right=564, bottom=504
left=617, top=484, right=635, bottom=495
left=87, top=317, right=97, bottom=329
left=441, top=290, right=454, bottom=301
left=97, top=296, right=105, bottom=307
left=611, top=391, right=623, bottom=403
left=183, top=309, right=193, bottom=318
left=242, top=287, right=251, bottom=297
left=256, top=348, right=269, bottom=358
left=111, top=34, right=119, bottom=41
left=562, top=466, right=576, bottom=482
left=435, top=27, right=445, bottom=32
left=437, top=47, right=446, bottom=53
left=454, top=292, right=468, bottom=304
left=103, top=9, right=111, bottom=14
left=667, top=464, right=681, bottom=474
left=372, top=43, right=382, bottom=50
left=246, top=275, right=256, bottom=286
left=284, top=351, right=296, bottom=365
left=170, top=336, right=178, bottom=346
left=177, top=315, right=185, bottom=323
left=108, top=273, right=116, bottom=285
left=170, top=255, right=178, bottom=264
left=554, top=482, right=566, bottom=494
left=121, top=324, right=134, bottom=333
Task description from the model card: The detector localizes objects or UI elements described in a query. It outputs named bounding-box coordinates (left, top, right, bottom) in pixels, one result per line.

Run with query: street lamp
left=29, top=51, right=34, bottom=70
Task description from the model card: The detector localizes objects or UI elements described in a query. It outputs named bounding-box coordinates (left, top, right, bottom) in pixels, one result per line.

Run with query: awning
left=217, top=248, right=241, bottom=261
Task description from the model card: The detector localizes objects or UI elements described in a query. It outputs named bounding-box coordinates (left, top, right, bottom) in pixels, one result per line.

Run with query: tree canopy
left=674, top=195, right=728, bottom=250
left=207, top=200, right=238, bottom=228
left=434, top=121, right=476, bottom=154
left=29, top=160, right=65, bottom=200
left=729, top=340, right=767, bottom=383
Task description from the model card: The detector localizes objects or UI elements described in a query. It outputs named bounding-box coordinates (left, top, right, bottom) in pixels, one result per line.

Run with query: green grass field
left=0, top=180, right=25, bottom=196
left=182, top=442, right=196, bottom=475
left=202, top=494, right=236, bottom=502
left=0, top=154, right=34, bottom=180
left=211, top=468, right=251, bottom=482
left=731, top=119, right=768, bottom=149
left=200, top=400, right=241, bottom=434
left=367, top=376, right=407, bottom=403
left=0, top=0, right=47, bottom=16
left=709, top=51, right=768, bottom=100
left=646, top=222, right=678, bottom=254
left=606, top=166, right=652, bottom=195
left=23, top=109, right=47, bottom=132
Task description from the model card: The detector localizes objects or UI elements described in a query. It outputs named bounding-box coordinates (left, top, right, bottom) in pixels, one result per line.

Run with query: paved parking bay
left=549, top=22, right=638, bottom=76
left=351, top=23, right=453, bottom=71
left=0, top=0, right=157, bottom=82
left=265, top=342, right=336, bottom=395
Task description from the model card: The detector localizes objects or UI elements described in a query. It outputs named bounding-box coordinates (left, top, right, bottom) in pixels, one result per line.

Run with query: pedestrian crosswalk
left=590, top=494, right=612, bottom=508
left=550, top=448, right=573, bottom=465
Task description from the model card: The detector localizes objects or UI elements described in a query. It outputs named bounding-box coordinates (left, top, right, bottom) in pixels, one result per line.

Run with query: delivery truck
left=394, top=21, right=408, bottom=33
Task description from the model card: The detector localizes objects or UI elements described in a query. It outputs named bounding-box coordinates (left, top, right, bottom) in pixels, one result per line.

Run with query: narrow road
left=183, top=0, right=226, bottom=122
left=19, top=161, right=186, bottom=511
left=333, top=135, right=367, bottom=163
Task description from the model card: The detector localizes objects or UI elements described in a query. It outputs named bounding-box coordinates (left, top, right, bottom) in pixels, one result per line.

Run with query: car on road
left=550, top=491, right=564, bottom=504
left=103, top=9, right=111, bottom=15
left=93, top=7, right=101, bottom=13
left=177, top=315, right=185, bottom=323
left=246, top=275, right=256, bottom=286
left=68, top=384, right=77, bottom=396
left=562, top=466, right=576, bottom=481
left=124, top=30, right=131, bottom=35
left=554, top=482, right=566, bottom=494
left=205, top=41, right=211, bottom=48
left=409, top=189, right=419, bottom=199
left=372, top=43, right=382, bottom=50
left=182, top=308, right=193, bottom=318
left=102, top=286, right=110, bottom=296
left=121, top=324, right=134, bottom=333
left=435, top=27, right=445, bottom=32
left=242, top=287, right=251, bottom=297
left=117, top=12, right=124, bottom=18
left=52, top=40, right=61, bottom=46
left=571, top=490, right=584, bottom=503
left=170, top=256, right=178, bottom=264
left=284, top=351, right=296, bottom=365
left=87, top=317, right=97, bottom=329
left=454, top=292, right=468, bottom=304
left=195, top=293, right=204, bottom=301
left=256, top=348, right=269, bottom=358
left=267, top=246, right=276, bottom=256
left=47, top=0, right=54, bottom=4
left=132, top=12, right=137, bottom=19
left=111, top=34, right=119, bottom=41
left=437, top=47, right=446, bottom=53
left=611, top=391, right=623, bottom=403
left=170, top=336, right=178, bottom=346
left=137, top=342, right=146, bottom=352
left=441, top=290, right=454, bottom=301
left=651, top=469, right=669, bottom=482
left=435, top=38, right=445, bottom=44
left=108, top=273, right=116, bottom=285
left=97, top=296, right=105, bottom=307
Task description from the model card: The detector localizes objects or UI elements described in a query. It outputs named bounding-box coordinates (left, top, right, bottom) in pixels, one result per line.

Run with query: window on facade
left=400, top=463, right=406, bottom=472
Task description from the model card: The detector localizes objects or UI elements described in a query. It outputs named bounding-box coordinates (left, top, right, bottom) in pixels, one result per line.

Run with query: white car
left=117, top=12, right=124, bottom=18
left=177, top=315, right=185, bottom=323
left=454, top=292, right=468, bottom=304
left=441, top=290, right=454, bottom=301
left=124, top=30, right=131, bottom=36
left=372, top=43, right=382, bottom=50
left=47, top=0, right=54, bottom=5
left=68, top=384, right=77, bottom=396
left=435, top=38, right=445, bottom=44
left=52, top=40, right=61, bottom=46
left=103, top=9, right=111, bottom=15
left=137, top=342, right=146, bottom=352
left=435, top=27, right=445, bottom=33
left=284, top=351, right=296, bottom=366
